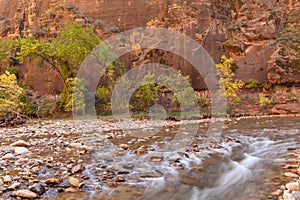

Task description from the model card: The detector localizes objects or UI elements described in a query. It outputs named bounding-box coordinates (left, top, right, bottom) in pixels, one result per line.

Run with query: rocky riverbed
left=0, top=116, right=299, bottom=199
left=0, top=118, right=222, bottom=199
left=274, top=148, right=300, bottom=200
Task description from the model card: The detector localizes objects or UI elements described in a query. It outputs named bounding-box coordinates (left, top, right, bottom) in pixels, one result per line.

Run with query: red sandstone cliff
left=0, top=0, right=299, bottom=95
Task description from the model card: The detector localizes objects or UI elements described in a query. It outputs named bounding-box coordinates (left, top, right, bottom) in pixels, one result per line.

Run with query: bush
left=197, top=96, right=210, bottom=106
left=0, top=71, right=23, bottom=116
left=259, top=93, right=271, bottom=107
left=56, top=78, right=86, bottom=114
left=95, top=86, right=112, bottom=114
left=245, top=78, right=259, bottom=90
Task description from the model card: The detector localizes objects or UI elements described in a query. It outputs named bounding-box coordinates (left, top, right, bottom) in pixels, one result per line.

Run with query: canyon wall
left=0, top=0, right=299, bottom=94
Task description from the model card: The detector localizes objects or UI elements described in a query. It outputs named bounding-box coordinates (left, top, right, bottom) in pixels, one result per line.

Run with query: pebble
left=150, top=155, right=163, bottom=162
left=69, top=177, right=81, bottom=187
left=65, top=187, right=78, bottom=192
left=29, top=183, right=46, bottom=196
left=14, top=147, right=29, bottom=155
left=135, top=149, right=147, bottom=155
left=3, top=175, right=12, bottom=183
left=284, top=172, right=299, bottom=178
left=72, top=164, right=85, bottom=174
left=14, top=189, right=37, bottom=199
left=120, top=144, right=129, bottom=150
left=106, top=181, right=117, bottom=187
left=8, top=182, right=21, bottom=190
left=286, top=182, right=300, bottom=191
left=2, top=153, right=15, bottom=160
left=115, top=176, right=125, bottom=182
left=293, top=191, right=300, bottom=200
left=45, top=178, right=60, bottom=185
left=10, top=140, right=30, bottom=147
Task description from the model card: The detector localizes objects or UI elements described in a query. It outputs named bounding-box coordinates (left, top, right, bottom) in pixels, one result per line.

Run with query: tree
left=17, top=22, right=100, bottom=86
left=0, top=71, right=23, bottom=116
left=57, top=77, right=86, bottom=113
left=216, top=55, right=244, bottom=105
left=0, top=40, right=18, bottom=75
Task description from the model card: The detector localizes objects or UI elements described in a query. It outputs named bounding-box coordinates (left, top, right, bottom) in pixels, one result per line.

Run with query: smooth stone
left=293, top=191, right=300, bottom=200
left=120, top=144, right=129, bottom=150
left=135, top=149, right=147, bottom=155
left=284, top=172, right=299, bottom=178
left=10, top=140, right=30, bottom=147
left=29, top=183, right=46, bottom=196
left=14, top=147, right=29, bottom=155
left=286, top=182, right=300, bottom=191
left=284, top=191, right=296, bottom=200
left=65, top=187, right=78, bottom=192
left=3, top=175, right=12, bottom=183
left=150, top=155, right=163, bottom=162
left=72, top=164, right=85, bottom=174
left=115, top=176, right=125, bottom=182
left=69, top=177, right=80, bottom=187
left=106, top=181, right=117, bottom=187
left=8, top=182, right=21, bottom=190
left=14, top=189, right=37, bottom=199
left=45, top=178, right=60, bottom=185
left=1, top=153, right=15, bottom=160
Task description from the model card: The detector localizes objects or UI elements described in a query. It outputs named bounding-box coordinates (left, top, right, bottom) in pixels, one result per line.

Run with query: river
left=44, top=116, right=300, bottom=200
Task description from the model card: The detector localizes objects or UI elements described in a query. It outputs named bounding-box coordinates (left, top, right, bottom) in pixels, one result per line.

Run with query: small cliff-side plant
left=245, top=78, right=259, bottom=90
left=216, top=55, right=244, bottom=105
left=259, top=93, right=271, bottom=107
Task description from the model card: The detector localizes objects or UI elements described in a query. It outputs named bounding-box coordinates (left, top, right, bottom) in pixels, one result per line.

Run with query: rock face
left=0, top=0, right=299, bottom=94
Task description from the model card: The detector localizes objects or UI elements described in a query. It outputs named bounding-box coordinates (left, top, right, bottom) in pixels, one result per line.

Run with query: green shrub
left=19, top=93, right=37, bottom=116
left=197, top=96, right=210, bottom=106
left=57, top=78, right=86, bottom=113
left=263, top=83, right=273, bottom=91
left=245, top=78, right=259, bottom=90
left=95, top=86, right=112, bottom=114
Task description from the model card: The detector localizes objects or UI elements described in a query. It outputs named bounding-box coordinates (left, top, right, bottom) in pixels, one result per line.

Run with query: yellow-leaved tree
left=216, top=55, right=244, bottom=105
left=0, top=71, right=23, bottom=116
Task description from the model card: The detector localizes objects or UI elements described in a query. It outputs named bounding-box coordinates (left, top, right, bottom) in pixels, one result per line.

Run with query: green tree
left=216, top=55, right=244, bottom=105
left=17, top=22, right=100, bottom=86
left=57, top=78, right=86, bottom=113
left=0, top=39, right=18, bottom=75
left=0, top=71, right=23, bottom=116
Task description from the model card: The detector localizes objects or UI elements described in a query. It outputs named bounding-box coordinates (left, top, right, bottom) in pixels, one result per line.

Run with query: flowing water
left=51, top=116, right=300, bottom=200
